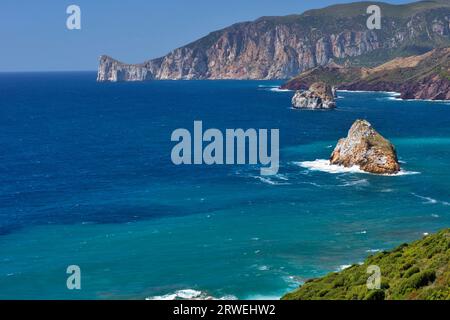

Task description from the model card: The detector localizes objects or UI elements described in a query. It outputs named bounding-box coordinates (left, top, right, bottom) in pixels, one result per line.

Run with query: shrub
left=404, top=266, right=420, bottom=278
left=380, top=281, right=390, bottom=290
left=400, top=261, right=414, bottom=271
left=365, top=290, right=385, bottom=300
left=401, top=270, right=436, bottom=294
left=332, top=277, right=345, bottom=288
left=318, top=289, right=329, bottom=297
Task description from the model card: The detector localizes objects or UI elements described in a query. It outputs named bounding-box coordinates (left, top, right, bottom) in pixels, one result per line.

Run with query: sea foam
left=296, top=159, right=364, bottom=174
left=269, top=87, right=291, bottom=92
left=296, top=159, right=419, bottom=176
left=145, top=289, right=237, bottom=300
left=412, top=193, right=450, bottom=206
left=251, top=174, right=291, bottom=185
left=258, top=85, right=292, bottom=92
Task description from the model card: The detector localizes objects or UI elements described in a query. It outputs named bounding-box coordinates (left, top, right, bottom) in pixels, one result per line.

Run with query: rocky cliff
left=292, top=82, right=336, bottom=109
left=340, top=47, right=450, bottom=100
left=330, top=120, right=400, bottom=174
left=97, top=0, right=450, bottom=82
left=283, top=47, right=450, bottom=100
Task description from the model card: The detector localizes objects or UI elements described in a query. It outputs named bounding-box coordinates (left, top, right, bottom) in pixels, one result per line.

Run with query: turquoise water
left=0, top=73, right=449, bottom=299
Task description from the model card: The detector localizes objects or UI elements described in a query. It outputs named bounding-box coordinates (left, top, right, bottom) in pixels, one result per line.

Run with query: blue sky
left=0, top=0, right=413, bottom=71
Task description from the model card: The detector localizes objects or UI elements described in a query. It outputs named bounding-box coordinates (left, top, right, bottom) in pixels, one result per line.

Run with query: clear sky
left=0, top=0, right=415, bottom=71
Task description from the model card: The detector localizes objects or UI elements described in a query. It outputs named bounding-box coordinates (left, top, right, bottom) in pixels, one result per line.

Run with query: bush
left=332, top=277, right=345, bottom=288
left=380, top=281, right=390, bottom=290
left=404, top=266, right=420, bottom=278
left=318, top=289, right=329, bottom=297
left=401, top=261, right=414, bottom=271
left=365, top=290, right=385, bottom=300
left=401, top=270, right=436, bottom=294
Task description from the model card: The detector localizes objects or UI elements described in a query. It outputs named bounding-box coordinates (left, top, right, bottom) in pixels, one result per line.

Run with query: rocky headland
left=97, top=1, right=450, bottom=82
left=292, top=82, right=336, bottom=109
left=283, top=47, right=450, bottom=101
left=329, top=120, right=400, bottom=174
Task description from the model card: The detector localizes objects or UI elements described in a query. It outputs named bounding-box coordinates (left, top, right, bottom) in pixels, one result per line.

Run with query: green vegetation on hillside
left=282, top=229, right=450, bottom=300
left=304, top=0, right=450, bottom=18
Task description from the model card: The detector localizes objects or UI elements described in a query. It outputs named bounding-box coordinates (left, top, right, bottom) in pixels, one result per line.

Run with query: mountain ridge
left=97, top=0, right=450, bottom=81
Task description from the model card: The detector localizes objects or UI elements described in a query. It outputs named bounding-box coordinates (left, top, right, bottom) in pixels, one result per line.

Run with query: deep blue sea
left=0, top=72, right=449, bottom=299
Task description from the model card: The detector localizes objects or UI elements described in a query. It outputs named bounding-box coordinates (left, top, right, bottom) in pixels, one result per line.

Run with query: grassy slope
left=282, top=229, right=450, bottom=300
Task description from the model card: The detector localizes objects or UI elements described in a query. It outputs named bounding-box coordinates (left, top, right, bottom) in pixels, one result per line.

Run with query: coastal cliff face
left=340, top=47, right=450, bottom=100
left=292, top=82, right=336, bottom=109
left=97, top=1, right=450, bottom=82
left=341, top=73, right=450, bottom=100
left=283, top=47, right=450, bottom=100
left=97, top=55, right=162, bottom=82
left=330, top=120, right=400, bottom=174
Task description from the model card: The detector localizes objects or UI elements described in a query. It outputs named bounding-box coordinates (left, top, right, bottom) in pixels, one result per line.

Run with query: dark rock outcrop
left=292, top=82, right=336, bottom=109
left=330, top=120, right=400, bottom=174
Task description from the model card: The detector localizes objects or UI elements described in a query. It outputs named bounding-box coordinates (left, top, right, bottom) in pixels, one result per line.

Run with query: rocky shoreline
left=283, top=48, right=450, bottom=101
left=339, top=75, right=450, bottom=101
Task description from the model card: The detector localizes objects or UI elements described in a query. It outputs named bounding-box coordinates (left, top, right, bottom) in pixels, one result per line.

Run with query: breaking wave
left=295, top=159, right=420, bottom=176
left=269, top=87, right=291, bottom=92
left=412, top=193, right=450, bottom=206
left=145, top=289, right=237, bottom=300
left=250, top=173, right=291, bottom=185
left=295, top=160, right=364, bottom=174
left=337, top=264, right=352, bottom=271
left=258, top=84, right=292, bottom=92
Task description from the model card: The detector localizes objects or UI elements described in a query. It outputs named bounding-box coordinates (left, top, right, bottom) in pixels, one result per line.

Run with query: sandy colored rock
left=330, top=120, right=400, bottom=174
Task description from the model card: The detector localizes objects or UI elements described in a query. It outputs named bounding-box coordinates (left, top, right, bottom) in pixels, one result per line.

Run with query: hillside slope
left=282, top=229, right=450, bottom=300
left=282, top=47, right=450, bottom=100
left=97, top=0, right=450, bottom=81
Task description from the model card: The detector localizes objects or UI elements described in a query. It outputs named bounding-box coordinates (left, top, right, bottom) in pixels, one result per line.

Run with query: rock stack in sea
left=330, top=119, right=400, bottom=174
left=291, top=82, right=336, bottom=109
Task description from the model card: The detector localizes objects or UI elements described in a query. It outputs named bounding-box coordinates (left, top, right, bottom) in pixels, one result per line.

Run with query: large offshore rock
left=330, top=120, right=400, bottom=174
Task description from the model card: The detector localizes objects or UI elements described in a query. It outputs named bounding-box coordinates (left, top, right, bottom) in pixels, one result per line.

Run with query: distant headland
left=97, top=1, right=450, bottom=84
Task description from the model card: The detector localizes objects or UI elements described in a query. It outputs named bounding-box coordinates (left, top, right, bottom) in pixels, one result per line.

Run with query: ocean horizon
left=0, top=72, right=449, bottom=299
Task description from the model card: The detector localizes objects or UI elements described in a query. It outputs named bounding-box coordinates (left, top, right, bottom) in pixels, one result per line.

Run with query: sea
left=0, top=72, right=449, bottom=299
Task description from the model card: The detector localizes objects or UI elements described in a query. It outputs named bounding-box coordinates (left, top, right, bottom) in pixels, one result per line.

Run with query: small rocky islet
left=291, top=82, right=336, bottom=109
left=329, top=119, right=401, bottom=175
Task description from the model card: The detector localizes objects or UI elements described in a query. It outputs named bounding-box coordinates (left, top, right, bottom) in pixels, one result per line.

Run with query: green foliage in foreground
left=282, top=229, right=450, bottom=300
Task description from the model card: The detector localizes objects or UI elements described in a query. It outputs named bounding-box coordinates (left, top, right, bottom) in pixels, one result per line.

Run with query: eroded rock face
left=97, top=2, right=450, bottom=82
left=292, top=82, right=336, bottom=109
left=97, top=56, right=151, bottom=82
left=330, top=120, right=400, bottom=174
